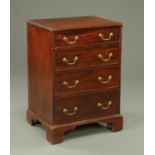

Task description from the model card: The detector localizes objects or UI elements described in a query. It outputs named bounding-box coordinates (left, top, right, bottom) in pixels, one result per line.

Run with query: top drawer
left=54, top=27, right=121, bottom=48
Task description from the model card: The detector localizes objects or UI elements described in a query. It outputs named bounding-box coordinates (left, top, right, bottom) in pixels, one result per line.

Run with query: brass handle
left=63, top=56, right=78, bottom=65
left=98, top=32, right=113, bottom=41
left=63, top=106, right=78, bottom=116
left=98, top=75, right=112, bottom=84
left=62, top=80, right=79, bottom=88
left=63, top=35, right=79, bottom=44
left=98, top=53, right=113, bottom=62
left=97, top=101, right=112, bottom=110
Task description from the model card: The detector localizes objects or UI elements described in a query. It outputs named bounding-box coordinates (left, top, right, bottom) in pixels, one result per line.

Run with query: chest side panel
left=27, top=24, right=54, bottom=124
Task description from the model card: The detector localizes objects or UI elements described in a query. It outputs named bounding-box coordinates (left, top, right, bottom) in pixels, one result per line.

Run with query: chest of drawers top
left=28, top=16, right=122, bottom=31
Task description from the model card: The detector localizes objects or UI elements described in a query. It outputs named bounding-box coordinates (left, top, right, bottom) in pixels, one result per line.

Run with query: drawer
left=56, top=44, right=120, bottom=71
left=55, top=27, right=120, bottom=48
left=55, top=66, right=120, bottom=96
left=54, top=90, right=120, bottom=124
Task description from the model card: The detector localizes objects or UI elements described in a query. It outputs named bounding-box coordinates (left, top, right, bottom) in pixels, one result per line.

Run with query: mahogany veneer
left=27, top=16, right=123, bottom=144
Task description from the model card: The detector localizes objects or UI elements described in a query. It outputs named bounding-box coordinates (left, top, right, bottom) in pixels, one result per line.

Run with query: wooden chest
left=27, top=16, right=123, bottom=144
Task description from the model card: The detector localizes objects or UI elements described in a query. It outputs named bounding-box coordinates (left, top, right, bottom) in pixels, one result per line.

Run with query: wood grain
left=55, top=66, right=120, bottom=97
left=27, top=109, right=123, bottom=144
left=28, top=16, right=122, bottom=31
left=55, top=27, right=120, bottom=48
left=54, top=90, right=120, bottom=124
left=56, top=44, right=120, bottom=71
left=27, top=16, right=123, bottom=144
left=27, top=24, right=55, bottom=124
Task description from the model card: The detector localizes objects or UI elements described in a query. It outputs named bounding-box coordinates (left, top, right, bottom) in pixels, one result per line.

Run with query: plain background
left=10, top=0, right=144, bottom=155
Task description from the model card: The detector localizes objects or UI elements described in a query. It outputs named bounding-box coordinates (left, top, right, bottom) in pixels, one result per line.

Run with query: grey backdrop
left=11, top=0, right=144, bottom=155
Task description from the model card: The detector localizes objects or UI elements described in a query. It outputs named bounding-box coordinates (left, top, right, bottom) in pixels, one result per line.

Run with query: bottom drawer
left=54, top=90, right=120, bottom=124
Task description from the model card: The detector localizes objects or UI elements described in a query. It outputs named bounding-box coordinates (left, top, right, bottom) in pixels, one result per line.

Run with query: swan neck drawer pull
left=98, top=32, right=113, bottom=41
left=63, top=106, right=78, bottom=116
left=63, top=56, right=78, bottom=65
left=98, top=53, right=113, bottom=62
left=98, top=75, right=112, bottom=84
left=97, top=101, right=112, bottom=110
left=63, top=35, right=79, bottom=44
left=62, top=80, right=79, bottom=88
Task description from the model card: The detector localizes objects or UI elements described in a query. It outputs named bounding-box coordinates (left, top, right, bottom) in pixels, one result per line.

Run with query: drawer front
left=54, top=90, right=120, bottom=124
left=55, top=66, right=120, bottom=96
left=55, top=27, right=120, bottom=48
left=56, top=45, right=120, bottom=71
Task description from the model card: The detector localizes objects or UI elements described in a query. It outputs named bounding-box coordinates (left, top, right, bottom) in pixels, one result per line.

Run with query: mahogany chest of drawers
left=27, top=16, right=123, bottom=144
